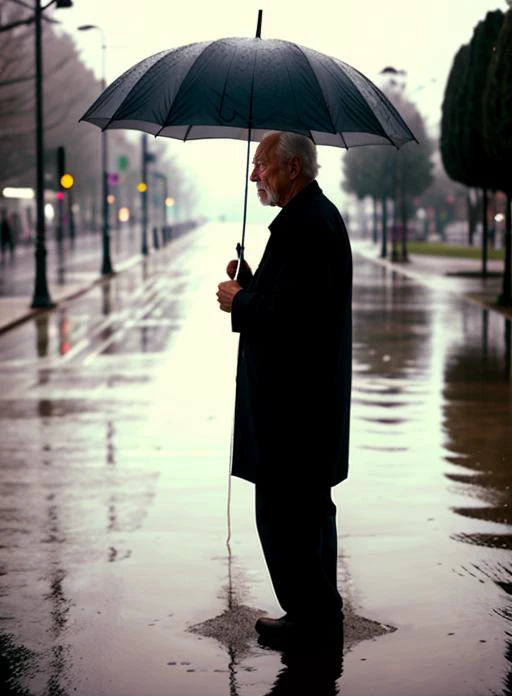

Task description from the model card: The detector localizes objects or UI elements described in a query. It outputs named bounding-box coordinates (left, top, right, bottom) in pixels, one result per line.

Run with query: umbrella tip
left=256, top=9, right=262, bottom=38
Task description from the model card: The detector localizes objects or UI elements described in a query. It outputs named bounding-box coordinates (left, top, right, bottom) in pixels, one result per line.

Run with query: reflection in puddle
left=190, top=484, right=393, bottom=696
left=35, top=314, right=50, bottom=358
left=0, top=245, right=511, bottom=694
left=351, top=259, right=512, bottom=695
left=450, top=532, right=512, bottom=550
left=444, top=309, right=511, bottom=692
left=442, top=310, right=512, bottom=551
left=264, top=650, right=344, bottom=696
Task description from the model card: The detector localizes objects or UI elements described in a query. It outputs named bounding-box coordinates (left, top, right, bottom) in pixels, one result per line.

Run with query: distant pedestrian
left=9, top=211, right=21, bottom=253
left=216, top=131, right=353, bottom=650
left=1, top=209, right=14, bottom=258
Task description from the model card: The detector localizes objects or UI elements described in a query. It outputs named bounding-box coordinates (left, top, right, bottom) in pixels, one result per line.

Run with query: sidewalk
left=352, top=239, right=512, bottom=320
left=0, top=252, right=141, bottom=334
left=0, top=223, right=177, bottom=334
left=1, top=235, right=510, bottom=335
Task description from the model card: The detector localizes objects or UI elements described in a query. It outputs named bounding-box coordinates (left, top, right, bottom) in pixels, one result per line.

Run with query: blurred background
left=0, top=0, right=510, bottom=270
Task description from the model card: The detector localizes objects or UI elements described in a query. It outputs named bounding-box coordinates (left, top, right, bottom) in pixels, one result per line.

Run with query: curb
left=0, top=307, right=41, bottom=337
left=355, top=246, right=512, bottom=321
left=0, top=253, right=144, bottom=336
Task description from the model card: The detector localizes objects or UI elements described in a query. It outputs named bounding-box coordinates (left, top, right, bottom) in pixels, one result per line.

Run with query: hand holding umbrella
left=216, top=280, right=242, bottom=313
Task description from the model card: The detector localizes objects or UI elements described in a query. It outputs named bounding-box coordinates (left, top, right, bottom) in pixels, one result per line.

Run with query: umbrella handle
left=235, top=242, right=244, bottom=281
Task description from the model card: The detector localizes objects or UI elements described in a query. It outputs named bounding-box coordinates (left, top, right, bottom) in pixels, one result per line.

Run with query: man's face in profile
left=250, top=136, right=288, bottom=207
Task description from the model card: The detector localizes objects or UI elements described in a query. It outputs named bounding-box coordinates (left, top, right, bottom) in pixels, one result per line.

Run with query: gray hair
left=265, top=131, right=320, bottom=179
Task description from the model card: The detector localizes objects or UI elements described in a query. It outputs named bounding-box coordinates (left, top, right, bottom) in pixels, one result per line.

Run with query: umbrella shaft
left=237, top=126, right=252, bottom=274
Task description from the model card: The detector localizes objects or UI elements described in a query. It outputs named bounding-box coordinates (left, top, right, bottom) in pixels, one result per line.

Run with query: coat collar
left=268, top=180, right=322, bottom=236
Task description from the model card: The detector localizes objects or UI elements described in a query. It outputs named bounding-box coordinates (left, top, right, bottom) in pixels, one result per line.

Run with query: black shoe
left=255, top=613, right=343, bottom=651
left=255, top=615, right=295, bottom=650
left=255, top=615, right=290, bottom=636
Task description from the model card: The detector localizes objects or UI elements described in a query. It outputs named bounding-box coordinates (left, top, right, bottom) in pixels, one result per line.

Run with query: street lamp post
left=29, top=0, right=74, bottom=307
left=141, top=134, right=149, bottom=256
left=380, top=66, right=411, bottom=263
left=499, top=197, right=512, bottom=306
left=31, top=0, right=53, bottom=308
left=153, top=171, right=168, bottom=228
left=78, top=24, right=114, bottom=275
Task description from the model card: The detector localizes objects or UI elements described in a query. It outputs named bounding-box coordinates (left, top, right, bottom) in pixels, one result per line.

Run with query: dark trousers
left=255, top=482, right=343, bottom=625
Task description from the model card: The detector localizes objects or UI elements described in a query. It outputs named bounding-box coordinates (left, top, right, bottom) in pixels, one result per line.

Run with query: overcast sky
left=59, top=0, right=506, bottom=226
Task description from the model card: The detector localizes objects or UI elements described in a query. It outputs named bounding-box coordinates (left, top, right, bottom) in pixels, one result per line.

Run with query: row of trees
left=341, top=74, right=434, bottom=261
left=0, top=0, right=196, bottom=232
left=441, top=7, right=512, bottom=304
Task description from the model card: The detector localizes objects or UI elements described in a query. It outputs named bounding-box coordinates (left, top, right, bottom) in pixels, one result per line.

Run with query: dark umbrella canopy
left=80, top=37, right=417, bottom=149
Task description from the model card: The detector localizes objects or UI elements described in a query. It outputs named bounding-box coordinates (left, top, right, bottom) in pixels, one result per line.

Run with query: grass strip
left=407, top=242, right=504, bottom=260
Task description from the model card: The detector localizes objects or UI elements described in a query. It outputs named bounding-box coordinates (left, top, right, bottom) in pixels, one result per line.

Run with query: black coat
left=230, top=181, right=352, bottom=488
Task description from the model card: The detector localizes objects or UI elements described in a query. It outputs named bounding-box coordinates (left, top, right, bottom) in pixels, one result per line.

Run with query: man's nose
left=249, top=167, right=259, bottom=182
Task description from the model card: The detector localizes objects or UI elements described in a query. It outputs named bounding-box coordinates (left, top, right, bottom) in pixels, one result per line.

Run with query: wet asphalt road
left=0, top=222, right=511, bottom=696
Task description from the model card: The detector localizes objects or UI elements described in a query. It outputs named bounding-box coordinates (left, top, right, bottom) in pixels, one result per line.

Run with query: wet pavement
left=0, top=227, right=147, bottom=335
left=0, top=223, right=511, bottom=695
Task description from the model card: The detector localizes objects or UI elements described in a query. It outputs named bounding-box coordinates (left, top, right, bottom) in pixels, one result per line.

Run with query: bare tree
left=0, top=3, right=198, bottom=229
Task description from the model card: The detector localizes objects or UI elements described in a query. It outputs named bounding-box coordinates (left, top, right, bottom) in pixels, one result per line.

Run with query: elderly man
left=216, top=131, right=352, bottom=648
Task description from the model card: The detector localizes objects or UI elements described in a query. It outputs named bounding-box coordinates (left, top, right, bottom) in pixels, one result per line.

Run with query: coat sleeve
left=236, top=263, right=253, bottom=289
left=231, top=234, right=341, bottom=335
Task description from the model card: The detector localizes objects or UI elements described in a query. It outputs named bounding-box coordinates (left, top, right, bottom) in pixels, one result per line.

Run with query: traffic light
left=60, top=173, right=74, bottom=190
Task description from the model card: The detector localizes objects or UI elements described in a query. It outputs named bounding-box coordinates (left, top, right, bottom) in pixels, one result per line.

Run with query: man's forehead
left=254, top=135, right=279, bottom=161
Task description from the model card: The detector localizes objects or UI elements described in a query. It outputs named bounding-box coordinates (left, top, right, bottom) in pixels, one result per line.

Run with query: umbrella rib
left=100, top=48, right=173, bottom=132
left=156, top=40, right=216, bottom=137
left=218, top=46, right=239, bottom=125
left=293, top=43, right=341, bottom=142
left=280, top=57, right=313, bottom=141
left=324, top=54, right=403, bottom=148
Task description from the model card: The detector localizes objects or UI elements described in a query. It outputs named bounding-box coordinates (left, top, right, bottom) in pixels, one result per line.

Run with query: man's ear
left=288, top=156, right=302, bottom=180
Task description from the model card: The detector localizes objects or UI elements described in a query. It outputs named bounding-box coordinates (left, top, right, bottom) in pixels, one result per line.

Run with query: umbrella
left=80, top=10, right=417, bottom=261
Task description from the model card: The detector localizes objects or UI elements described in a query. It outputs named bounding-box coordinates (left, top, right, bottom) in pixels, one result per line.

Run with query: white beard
left=257, top=186, right=279, bottom=207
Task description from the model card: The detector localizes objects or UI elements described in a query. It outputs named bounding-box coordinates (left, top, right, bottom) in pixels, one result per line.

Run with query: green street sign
left=118, top=155, right=129, bottom=171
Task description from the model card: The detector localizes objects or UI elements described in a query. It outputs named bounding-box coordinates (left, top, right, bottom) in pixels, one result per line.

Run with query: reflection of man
left=216, top=131, right=352, bottom=648
left=265, top=649, right=343, bottom=694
